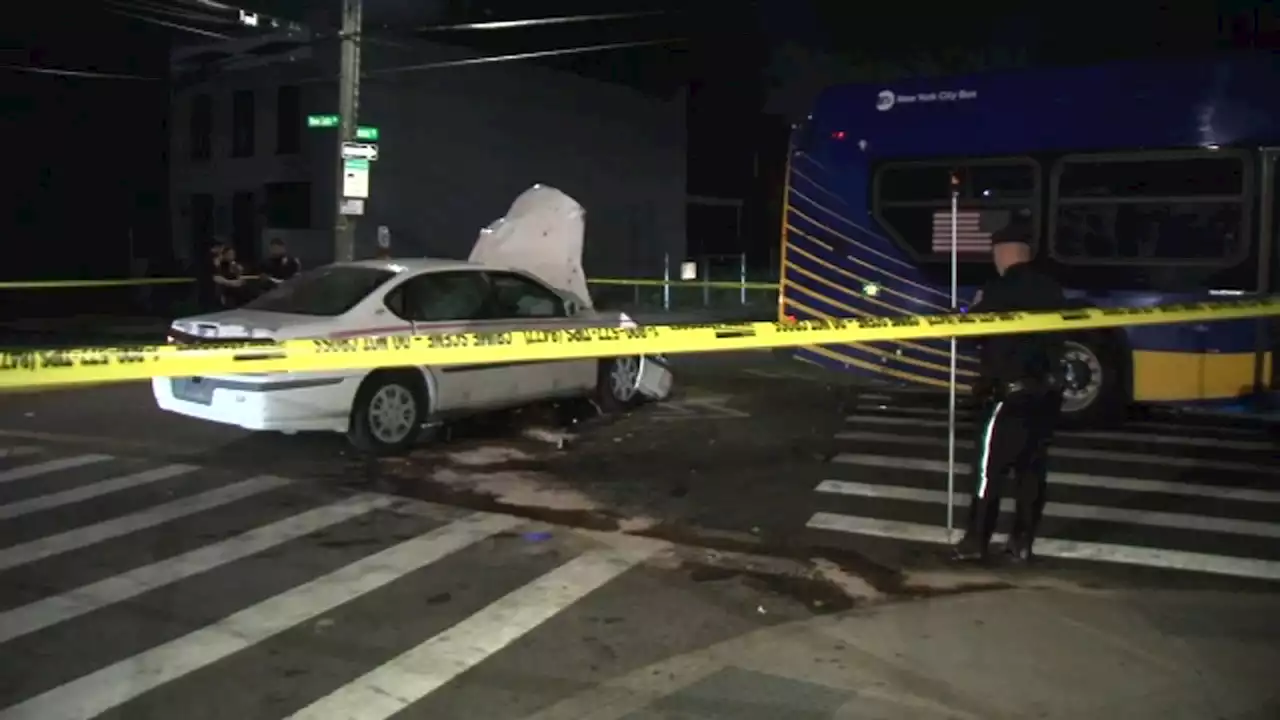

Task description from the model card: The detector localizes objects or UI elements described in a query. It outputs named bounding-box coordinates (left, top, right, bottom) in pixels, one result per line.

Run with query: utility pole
left=333, top=0, right=363, bottom=262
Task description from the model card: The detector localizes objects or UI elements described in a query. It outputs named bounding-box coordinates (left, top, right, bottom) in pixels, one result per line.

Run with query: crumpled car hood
left=468, top=184, right=592, bottom=309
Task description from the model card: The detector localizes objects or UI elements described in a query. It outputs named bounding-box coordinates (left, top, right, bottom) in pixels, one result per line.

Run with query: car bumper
left=151, top=373, right=359, bottom=433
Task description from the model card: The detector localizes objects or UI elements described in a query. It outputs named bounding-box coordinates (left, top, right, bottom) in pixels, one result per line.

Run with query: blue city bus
left=779, top=52, right=1280, bottom=425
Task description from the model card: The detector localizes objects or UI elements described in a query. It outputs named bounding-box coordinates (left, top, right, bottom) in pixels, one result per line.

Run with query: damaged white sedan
left=153, top=185, right=672, bottom=452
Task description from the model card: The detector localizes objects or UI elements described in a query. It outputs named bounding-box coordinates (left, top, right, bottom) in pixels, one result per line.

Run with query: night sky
left=3, top=0, right=1274, bottom=282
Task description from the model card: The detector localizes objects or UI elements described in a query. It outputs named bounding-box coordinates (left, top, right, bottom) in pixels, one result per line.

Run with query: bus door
left=1261, top=148, right=1279, bottom=392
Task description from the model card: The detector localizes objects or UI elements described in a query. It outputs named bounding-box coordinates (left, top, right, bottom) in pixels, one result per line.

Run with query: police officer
left=261, top=237, right=302, bottom=286
left=953, top=222, right=1066, bottom=564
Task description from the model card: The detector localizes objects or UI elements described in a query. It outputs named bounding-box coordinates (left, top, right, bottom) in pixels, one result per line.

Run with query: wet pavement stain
left=679, top=560, right=855, bottom=614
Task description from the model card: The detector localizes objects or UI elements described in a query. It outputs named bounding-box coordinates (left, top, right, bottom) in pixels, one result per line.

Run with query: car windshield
left=244, top=265, right=397, bottom=316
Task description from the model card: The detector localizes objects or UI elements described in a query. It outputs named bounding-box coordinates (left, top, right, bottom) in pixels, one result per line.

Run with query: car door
left=386, top=270, right=506, bottom=412
left=482, top=271, right=589, bottom=400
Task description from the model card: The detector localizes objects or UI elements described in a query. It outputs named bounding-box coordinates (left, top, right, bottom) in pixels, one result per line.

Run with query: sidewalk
left=521, top=584, right=1280, bottom=719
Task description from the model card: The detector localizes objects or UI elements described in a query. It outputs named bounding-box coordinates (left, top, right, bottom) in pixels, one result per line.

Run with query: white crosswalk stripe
left=0, top=493, right=396, bottom=644
left=288, top=544, right=660, bottom=720
left=0, top=475, right=294, bottom=572
left=807, top=394, right=1280, bottom=582
left=0, top=444, right=678, bottom=718
left=0, top=465, right=197, bottom=520
left=0, top=454, right=112, bottom=484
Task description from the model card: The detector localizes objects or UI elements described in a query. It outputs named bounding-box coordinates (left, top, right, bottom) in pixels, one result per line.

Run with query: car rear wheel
left=596, top=356, right=642, bottom=413
left=347, top=370, right=427, bottom=454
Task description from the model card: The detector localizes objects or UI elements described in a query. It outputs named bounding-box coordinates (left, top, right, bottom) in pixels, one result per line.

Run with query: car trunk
left=168, top=309, right=331, bottom=345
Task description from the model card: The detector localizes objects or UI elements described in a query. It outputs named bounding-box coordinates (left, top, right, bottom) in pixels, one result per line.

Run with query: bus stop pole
left=946, top=179, right=960, bottom=540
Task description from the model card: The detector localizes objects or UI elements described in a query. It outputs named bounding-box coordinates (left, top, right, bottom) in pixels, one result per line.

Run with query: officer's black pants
left=962, top=389, right=1062, bottom=550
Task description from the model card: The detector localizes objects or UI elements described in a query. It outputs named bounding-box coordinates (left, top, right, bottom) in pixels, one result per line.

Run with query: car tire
left=347, top=370, right=428, bottom=454
left=595, top=357, right=643, bottom=413
left=1058, top=332, right=1126, bottom=429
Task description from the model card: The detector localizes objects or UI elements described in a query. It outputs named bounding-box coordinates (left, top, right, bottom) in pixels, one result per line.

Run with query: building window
left=189, top=193, right=214, bottom=252
left=264, top=181, right=311, bottom=229
left=1048, top=151, right=1249, bottom=264
left=872, top=159, right=1039, bottom=262
left=231, top=89, right=255, bottom=157
left=189, top=94, right=212, bottom=161
left=276, top=85, right=301, bottom=154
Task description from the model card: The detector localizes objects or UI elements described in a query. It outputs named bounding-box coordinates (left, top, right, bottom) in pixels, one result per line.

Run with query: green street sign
left=307, top=115, right=379, bottom=141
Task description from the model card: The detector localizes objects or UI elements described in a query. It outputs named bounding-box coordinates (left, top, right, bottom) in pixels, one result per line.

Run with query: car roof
left=334, top=257, right=503, bottom=274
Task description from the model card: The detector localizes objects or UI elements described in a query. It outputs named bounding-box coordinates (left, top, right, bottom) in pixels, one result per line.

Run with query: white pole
left=947, top=182, right=959, bottom=540
left=662, top=252, right=671, bottom=311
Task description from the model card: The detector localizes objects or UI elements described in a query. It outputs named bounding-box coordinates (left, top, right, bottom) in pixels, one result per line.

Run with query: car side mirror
left=562, top=298, right=580, bottom=316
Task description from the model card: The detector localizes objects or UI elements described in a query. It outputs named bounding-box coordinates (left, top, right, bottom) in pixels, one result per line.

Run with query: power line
left=0, top=64, right=160, bottom=81
left=412, top=10, right=671, bottom=33
left=108, top=6, right=232, bottom=40
left=4, top=35, right=684, bottom=83
left=363, top=37, right=685, bottom=76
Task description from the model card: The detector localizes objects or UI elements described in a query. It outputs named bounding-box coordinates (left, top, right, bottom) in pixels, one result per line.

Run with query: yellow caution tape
left=0, top=276, right=779, bottom=291
left=0, top=277, right=198, bottom=289
left=1, top=296, right=1277, bottom=390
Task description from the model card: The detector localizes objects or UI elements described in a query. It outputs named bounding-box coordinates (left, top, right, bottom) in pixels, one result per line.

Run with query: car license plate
left=172, top=377, right=214, bottom=405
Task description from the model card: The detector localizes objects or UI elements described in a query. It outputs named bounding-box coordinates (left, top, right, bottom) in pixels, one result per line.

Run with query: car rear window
left=245, top=266, right=397, bottom=316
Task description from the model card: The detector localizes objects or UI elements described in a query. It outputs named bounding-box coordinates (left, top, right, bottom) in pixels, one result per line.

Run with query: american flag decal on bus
left=931, top=209, right=991, bottom=254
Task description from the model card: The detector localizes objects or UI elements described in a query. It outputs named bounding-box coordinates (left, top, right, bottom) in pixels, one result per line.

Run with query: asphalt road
left=0, top=434, right=853, bottom=719
left=3, top=354, right=1280, bottom=718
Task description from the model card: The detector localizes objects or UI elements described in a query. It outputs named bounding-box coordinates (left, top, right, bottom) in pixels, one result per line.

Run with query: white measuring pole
left=946, top=181, right=959, bottom=540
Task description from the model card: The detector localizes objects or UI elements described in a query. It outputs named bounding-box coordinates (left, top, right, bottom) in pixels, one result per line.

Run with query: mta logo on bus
left=876, top=90, right=896, bottom=112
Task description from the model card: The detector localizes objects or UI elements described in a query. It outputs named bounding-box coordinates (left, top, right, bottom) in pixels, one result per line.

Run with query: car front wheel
left=596, top=356, right=642, bottom=413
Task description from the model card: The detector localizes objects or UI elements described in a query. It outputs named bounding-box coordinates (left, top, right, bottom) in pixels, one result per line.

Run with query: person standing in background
left=261, top=237, right=301, bottom=287
left=196, top=240, right=224, bottom=312
left=213, top=244, right=246, bottom=307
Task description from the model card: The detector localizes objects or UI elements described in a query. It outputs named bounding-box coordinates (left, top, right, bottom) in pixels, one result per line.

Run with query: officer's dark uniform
left=262, top=253, right=301, bottom=284
left=954, top=240, right=1066, bottom=563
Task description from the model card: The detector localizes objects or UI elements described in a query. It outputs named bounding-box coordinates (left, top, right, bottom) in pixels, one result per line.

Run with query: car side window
left=390, top=271, right=491, bottom=322
left=486, top=273, right=564, bottom=319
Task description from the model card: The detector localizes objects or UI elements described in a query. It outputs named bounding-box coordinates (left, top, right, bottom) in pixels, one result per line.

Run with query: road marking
left=0, top=512, right=522, bottom=720
left=0, top=475, right=294, bottom=572
left=815, top=480, right=1280, bottom=539
left=0, top=465, right=198, bottom=520
left=288, top=541, right=659, bottom=720
left=741, top=368, right=807, bottom=380
left=805, top=512, right=1280, bottom=582
left=0, top=454, right=113, bottom=484
left=852, top=403, right=967, bottom=416
left=0, top=447, right=40, bottom=460
left=0, top=493, right=396, bottom=644
left=0, top=428, right=178, bottom=454
left=842, top=414, right=1277, bottom=450
left=834, top=431, right=1275, bottom=474
left=829, top=454, right=1280, bottom=504
left=648, top=395, right=751, bottom=421
left=850, top=403, right=1273, bottom=436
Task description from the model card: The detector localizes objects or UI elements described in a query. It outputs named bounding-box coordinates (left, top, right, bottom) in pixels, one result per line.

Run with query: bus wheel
left=1059, top=334, right=1124, bottom=429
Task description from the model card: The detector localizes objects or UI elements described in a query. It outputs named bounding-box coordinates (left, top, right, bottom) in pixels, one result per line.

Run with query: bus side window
left=873, top=159, right=1039, bottom=262
left=1050, top=152, right=1249, bottom=264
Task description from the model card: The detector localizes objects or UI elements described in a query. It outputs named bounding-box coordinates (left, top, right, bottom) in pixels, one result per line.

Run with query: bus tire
left=1058, top=332, right=1126, bottom=429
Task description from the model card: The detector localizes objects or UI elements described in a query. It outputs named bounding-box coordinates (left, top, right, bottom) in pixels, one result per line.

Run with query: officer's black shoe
left=950, top=536, right=987, bottom=562
left=1002, top=539, right=1034, bottom=564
